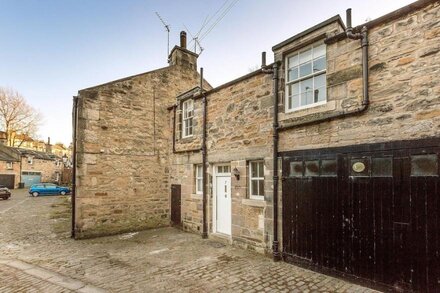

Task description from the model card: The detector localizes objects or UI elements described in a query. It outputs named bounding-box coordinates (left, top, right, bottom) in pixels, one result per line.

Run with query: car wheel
left=60, top=191, right=66, bottom=195
left=32, top=192, right=39, bottom=197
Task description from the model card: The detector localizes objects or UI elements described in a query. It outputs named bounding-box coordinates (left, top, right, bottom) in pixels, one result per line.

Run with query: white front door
left=216, top=175, right=231, bottom=235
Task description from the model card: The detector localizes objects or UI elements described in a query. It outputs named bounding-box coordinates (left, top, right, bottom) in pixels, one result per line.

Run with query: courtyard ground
left=0, top=189, right=378, bottom=292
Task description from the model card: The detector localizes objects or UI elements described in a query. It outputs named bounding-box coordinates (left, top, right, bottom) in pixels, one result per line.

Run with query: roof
left=79, top=66, right=170, bottom=92
left=0, top=150, right=19, bottom=162
left=272, top=15, right=345, bottom=51
left=13, top=148, right=59, bottom=161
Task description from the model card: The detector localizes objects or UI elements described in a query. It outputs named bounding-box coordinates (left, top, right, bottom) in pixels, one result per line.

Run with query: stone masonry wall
left=75, top=55, right=203, bottom=238
left=21, top=158, right=61, bottom=183
left=277, top=1, right=440, bottom=151
left=171, top=72, right=274, bottom=253
left=0, top=161, right=20, bottom=188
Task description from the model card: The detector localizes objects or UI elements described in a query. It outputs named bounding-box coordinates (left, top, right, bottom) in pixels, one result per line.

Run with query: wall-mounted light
left=232, top=167, right=240, bottom=180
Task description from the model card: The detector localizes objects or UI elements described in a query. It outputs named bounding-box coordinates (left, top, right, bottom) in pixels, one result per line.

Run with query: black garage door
left=281, top=138, right=440, bottom=292
left=0, top=174, right=15, bottom=189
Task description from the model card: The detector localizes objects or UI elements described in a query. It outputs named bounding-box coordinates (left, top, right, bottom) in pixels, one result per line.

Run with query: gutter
left=278, top=9, right=369, bottom=132
left=71, top=95, right=79, bottom=238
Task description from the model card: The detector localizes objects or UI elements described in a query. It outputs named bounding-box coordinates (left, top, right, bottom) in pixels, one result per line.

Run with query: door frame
left=212, top=163, right=231, bottom=235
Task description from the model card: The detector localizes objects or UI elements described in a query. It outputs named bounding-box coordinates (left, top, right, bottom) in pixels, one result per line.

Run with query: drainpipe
left=278, top=9, right=369, bottom=131
left=71, top=95, right=79, bottom=238
left=262, top=54, right=281, bottom=261
left=201, top=68, right=208, bottom=239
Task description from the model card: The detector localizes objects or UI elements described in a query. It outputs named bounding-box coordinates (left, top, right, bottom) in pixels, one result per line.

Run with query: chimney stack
left=169, top=31, right=197, bottom=70
left=180, top=31, right=187, bottom=49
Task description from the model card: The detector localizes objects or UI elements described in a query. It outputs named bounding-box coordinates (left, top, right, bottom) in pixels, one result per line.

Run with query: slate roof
left=14, top=148, right=59, bottom=161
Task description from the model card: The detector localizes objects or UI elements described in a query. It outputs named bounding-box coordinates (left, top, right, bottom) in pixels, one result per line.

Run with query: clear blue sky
left=0, top=0, right=414, bottom=145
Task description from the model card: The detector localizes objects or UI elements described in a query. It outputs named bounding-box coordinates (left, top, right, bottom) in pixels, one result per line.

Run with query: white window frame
left=182, top=99, right=194, bottom=138
left=285, top=42, right=327, bottom=113
left=195, top=164, right=203, bottom=195
left=249, top=160, right=265, bottom=200
left=6, top=162, right=13, bottom=170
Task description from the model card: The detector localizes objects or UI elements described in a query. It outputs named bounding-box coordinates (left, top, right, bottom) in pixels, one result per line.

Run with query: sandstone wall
left=75, top=61, right=203, bottom=238
left=0, top=161, right=20, bottom=188
left=277, top=1, right=440, bottom=151
left=21, top=158, right=61, bottom=183
left=171, top=72, right=274, bottom=253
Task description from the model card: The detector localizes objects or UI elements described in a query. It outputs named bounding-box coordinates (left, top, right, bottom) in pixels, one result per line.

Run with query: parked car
left=29, top=183, right=70, bottom=197
left=0, top=185, right=11, bottom=200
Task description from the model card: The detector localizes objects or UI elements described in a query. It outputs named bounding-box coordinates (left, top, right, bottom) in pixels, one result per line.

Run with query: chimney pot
left=261, top=52, right=267, bottom=67
left=180, top=31, right=187, bottom=49
left=346, top=8, right=352, bottom=29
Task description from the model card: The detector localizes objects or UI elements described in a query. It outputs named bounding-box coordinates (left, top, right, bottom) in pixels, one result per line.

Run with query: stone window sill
left=279, top=100, right=336, bottom=123
left=191, top=193, right=202, bottom=199
left=241, top=198, right=266, bottom=208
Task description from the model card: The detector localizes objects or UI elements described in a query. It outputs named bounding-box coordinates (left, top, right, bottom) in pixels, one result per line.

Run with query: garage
left=281, top=138, right=439, bottom=292
left=0, top=174, right=15, bottom=189
left=22, top=171, right=42, bottom=187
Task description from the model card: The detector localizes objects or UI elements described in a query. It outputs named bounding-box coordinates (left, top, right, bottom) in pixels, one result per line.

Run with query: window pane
left=300, top=78, right=313, bottom=106
left=299, top=49, right=312, bottom=64
left=313, top=44, right=325, bottom=58
left=290, top=95, right=300, bottom=109
left=314, top=73, right=326, bottom=88
left=321, top=159, right=337, bottom=176
left=313, top=56, right=326, bottom=72
left=288, top=83, right=299, bottom=96
left=290, top=161, right=303, bottom=177
left=288, top=67, right=298, bottom=81
left=305, top=161, right=319, bottom=176
left=251, top=180, right=258, bottom=195
left=197, top=179, right=202, bottom=192
left=314, top=74, right=326, bottom=103
left=372, top=158, right=392, bottom=177
left=251, top=162, right=258, bottom=178
left=411, top=154, right=438, bottom=176
left=300, top=78, right=313, bottom=94
left=224, top=166, right=230, bottom=173
left=299, top=62, right=312, bottom=77
left=288, top=55, right=299, bottom=68
left=258, top=162, right=264, bottom=177
left=258, top=180, right=264, bottom=196
left=218, top=166, right=223, bottom=173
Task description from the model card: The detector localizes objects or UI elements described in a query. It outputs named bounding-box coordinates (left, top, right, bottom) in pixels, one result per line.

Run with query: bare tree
left=0, top=87, right=42, bottom=147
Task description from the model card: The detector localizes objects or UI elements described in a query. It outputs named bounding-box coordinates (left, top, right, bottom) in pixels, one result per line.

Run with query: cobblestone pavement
left=0, top=190, right=379, bottom=292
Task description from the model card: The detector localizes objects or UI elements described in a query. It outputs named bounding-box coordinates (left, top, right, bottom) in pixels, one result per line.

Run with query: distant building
left=0, top=144, right=64, bottom=188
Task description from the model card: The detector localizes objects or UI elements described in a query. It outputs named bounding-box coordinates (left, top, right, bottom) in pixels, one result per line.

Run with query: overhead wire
left=198, top=0, right=240, bottom=42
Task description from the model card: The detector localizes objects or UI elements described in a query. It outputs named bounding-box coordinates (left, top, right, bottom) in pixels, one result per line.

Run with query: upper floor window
left=249, top=161, right=264, bottom=200
left=285, top=42, right=326, bottom=112
left=182, top=99, right=194, bottom=138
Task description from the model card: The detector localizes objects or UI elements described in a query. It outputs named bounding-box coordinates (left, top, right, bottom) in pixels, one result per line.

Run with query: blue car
left=29, top=183, right=70, bottom=197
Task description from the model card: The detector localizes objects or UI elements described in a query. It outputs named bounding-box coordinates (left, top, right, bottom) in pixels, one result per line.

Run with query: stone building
left=0, top=145, right=62, bottom=188
left=73, top=32, right=210, bottom=238
left=73, top=0, right=440, bottom=291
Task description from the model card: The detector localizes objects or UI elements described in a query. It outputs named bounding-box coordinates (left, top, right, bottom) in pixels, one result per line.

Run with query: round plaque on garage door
left=352, top=162, right=366, bottom=173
